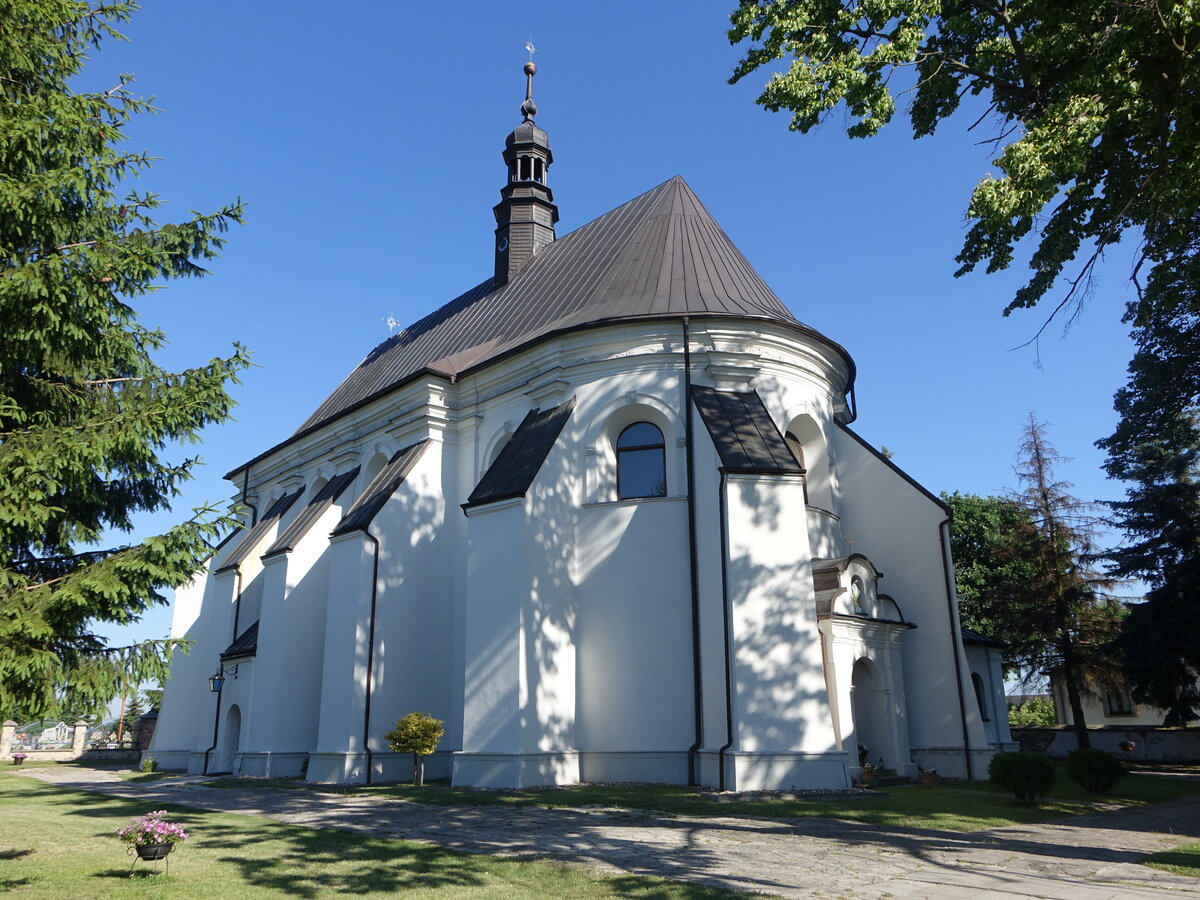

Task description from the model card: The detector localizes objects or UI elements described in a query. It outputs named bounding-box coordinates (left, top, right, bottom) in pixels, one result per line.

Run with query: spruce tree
left=1013, top=417, right=1124, bottom=748
left=944, top=421, right=1125, bottom=747
left=1098, top=283, right=1200, bottom=725
left=0, top=2, right=249, bottom=721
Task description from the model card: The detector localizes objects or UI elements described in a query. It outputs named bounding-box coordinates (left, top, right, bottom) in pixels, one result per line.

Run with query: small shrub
left=988, top=751, right=1055, bottom=806
left=140, top=756, right=158, bottom=773
left=385, top=712, right=444, bottom=785
left=1064, top=747, right=1126, bottom=793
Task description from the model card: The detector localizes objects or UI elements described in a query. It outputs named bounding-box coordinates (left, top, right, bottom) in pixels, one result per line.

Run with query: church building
left=149, top=64, right=1014, bottom=789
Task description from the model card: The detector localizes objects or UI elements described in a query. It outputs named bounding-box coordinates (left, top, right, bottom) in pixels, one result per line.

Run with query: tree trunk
left=115, top=691, right=127, bottom=743
left=412, top=753, right=419, bottom=785
left=1061, top=663, right=1092, bottom=749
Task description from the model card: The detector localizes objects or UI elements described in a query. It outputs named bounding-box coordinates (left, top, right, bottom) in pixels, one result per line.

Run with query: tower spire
left=493, top=60, right=558, bottom=288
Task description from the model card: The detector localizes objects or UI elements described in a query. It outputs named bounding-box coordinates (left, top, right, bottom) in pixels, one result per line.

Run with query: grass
left=1143, top=841, right=1200, bottom=878
left=0, top=768, right=746, bottom=899
left=200, top=769, right=1200, bottom=833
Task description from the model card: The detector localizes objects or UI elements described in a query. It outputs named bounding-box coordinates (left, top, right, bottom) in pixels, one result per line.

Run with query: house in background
left=1049, top=677, right=1199, bottom=727
left=149, top=64, right=1010, bottom=789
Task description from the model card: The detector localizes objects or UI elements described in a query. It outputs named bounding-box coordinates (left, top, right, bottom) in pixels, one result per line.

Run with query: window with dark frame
left=1105, top=686, right=1134, bottom=716
left=971, top=673, right=991, bottom=721
left=617, top=422, right=666, bottom=500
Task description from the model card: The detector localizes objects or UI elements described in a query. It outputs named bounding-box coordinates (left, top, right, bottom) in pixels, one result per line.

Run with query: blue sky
left=88, top=1, right=1139, bottom=652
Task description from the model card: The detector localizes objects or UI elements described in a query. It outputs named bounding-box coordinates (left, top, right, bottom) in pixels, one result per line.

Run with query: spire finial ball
left=524, top=61, right=537, bottom=76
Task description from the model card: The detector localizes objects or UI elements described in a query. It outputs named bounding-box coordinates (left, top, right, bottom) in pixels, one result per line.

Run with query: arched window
left=617, top=422, right=666, bottom=499
left=971, top=673, right=990, bottom=721
left=785, top=432, right=809, bottom=504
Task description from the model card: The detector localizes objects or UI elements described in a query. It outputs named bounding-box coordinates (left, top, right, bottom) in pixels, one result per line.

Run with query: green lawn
left=200, top=770, right=1200, bottom=833
left=1144, top=842, right=1200, bottom=878
left=0, top=769, right=745, bottom=899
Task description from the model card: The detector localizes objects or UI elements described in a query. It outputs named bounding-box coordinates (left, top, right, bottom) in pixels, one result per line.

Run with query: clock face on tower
left=497, top=237, right=508, bottom=252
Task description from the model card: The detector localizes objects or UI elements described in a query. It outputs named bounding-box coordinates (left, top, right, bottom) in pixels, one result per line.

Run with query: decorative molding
left=704, top=350, right=762, bottom=390
left=276, top=472, right=305, bottom=491
left=463, top=495, right=524, bottom=518
left=524, top=378, right=571, bottom=407
left=328, top=448, right=360, bottom=469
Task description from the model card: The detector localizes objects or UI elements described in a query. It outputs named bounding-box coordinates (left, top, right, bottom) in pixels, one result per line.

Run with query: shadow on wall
left=369, top=480, right=452, bottom=748
left=725, top=548, right=835, bottom=756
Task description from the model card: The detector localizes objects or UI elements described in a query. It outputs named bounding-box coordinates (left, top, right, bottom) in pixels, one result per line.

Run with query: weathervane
left=520, top=37, right=539, bottom=123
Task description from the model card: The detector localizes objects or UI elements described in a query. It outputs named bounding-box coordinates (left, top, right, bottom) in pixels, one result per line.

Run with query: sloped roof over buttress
left=294, top=176, right=839, bottom=434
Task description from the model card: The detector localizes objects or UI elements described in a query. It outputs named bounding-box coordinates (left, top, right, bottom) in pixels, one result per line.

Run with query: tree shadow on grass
left=207, top=826, right=492, bottom=898
left=31, top=770, right=1200, bottom=897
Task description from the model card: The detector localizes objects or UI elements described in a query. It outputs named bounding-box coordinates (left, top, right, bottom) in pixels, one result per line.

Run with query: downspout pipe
left=363, top=528, right=382, bottom=785
left=205, top=470, right=258, bottom=774
left=682, top=317, right=704, bottom=786
left=205, top=563, right=246, bottom=774
left=231, top=568, right=245, bottom=646
left=716, top=469, right=735, bottom=791
left=202, top=691, right=223, bottom=774
left=939, top=515, right=974, bottom=780
left=241, top=469, right=259, bottom=527
left=205, top=566, right=245, bottom=774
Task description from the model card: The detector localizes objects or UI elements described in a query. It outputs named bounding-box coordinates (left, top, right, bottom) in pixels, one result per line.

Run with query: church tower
left=493, top=62, right=558, bottom=287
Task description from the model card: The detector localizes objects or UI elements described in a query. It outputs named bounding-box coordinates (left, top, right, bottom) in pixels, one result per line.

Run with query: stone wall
left=1012, top=725, right=1200, bottom=762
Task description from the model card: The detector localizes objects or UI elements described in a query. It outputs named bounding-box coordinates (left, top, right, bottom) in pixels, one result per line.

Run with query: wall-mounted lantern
left=208, top=663, right=239, bottom=693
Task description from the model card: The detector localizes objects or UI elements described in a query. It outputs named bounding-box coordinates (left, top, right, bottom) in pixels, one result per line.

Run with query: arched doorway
left=850, top=658, right=889, bottom=771
left=218, top=704, right=241, bottom=774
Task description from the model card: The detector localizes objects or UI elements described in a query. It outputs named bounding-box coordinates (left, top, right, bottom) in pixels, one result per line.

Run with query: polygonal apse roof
left=231, top=176, right=852, bottom=476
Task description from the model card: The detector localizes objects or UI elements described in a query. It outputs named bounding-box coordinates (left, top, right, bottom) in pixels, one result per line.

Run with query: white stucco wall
left=154, top=316, right=976, bottom=790
left=830, top=425, right=992, bottom=779
left=722, top=472, right=846, bottom=789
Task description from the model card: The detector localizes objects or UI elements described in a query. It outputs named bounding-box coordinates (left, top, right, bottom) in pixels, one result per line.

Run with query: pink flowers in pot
left=115, top=810, right=189, bottom=847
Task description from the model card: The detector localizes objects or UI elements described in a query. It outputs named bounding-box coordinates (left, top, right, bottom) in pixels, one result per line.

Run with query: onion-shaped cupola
left=493, top=62, right=559, bottom=287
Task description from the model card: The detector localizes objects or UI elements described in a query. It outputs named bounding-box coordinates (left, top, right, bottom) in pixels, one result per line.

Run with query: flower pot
left=12, top=758, right=24, bottom=766
left=919, top=772, right=942, bottom=787
left=135, top=843, right=173, bottom=861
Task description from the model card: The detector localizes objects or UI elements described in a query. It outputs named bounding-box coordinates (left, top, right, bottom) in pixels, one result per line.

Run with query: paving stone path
left=24, top=766, right=1200, bottom=898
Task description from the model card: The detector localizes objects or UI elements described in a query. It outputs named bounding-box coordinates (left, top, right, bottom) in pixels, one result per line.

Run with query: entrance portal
left=218, top=704, right=241, bottom=774
left=850, top=658, right=888, bottom=771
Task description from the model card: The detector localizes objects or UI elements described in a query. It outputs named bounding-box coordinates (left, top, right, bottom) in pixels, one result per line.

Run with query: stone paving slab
left=21, top=767, right=1200, bottom=898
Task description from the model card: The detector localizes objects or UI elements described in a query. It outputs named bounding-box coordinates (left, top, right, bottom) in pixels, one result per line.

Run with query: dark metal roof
left=690, top=386, right=803, bottom=474
left=296, top=177, right=806, bottom=436
left=330, top=441, right=429, bottom=536
left=961, top=626, right=1007, bottom=648
left=464, top=397, right=576, bottom=508
left=262, top=467, right=361, bottom=559
left=216, top=489, right=305, bottom=573
left=221, top=620, right=259, bottom=660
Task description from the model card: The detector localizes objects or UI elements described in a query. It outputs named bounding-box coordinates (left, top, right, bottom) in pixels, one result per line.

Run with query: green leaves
left=0, top=2, right=248, bottom=721
left=729, top=0, right=1200, bottom=323
left=730, top=0, right=1200, bottom=728
left=942, top=419, right=1125, bottom=711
